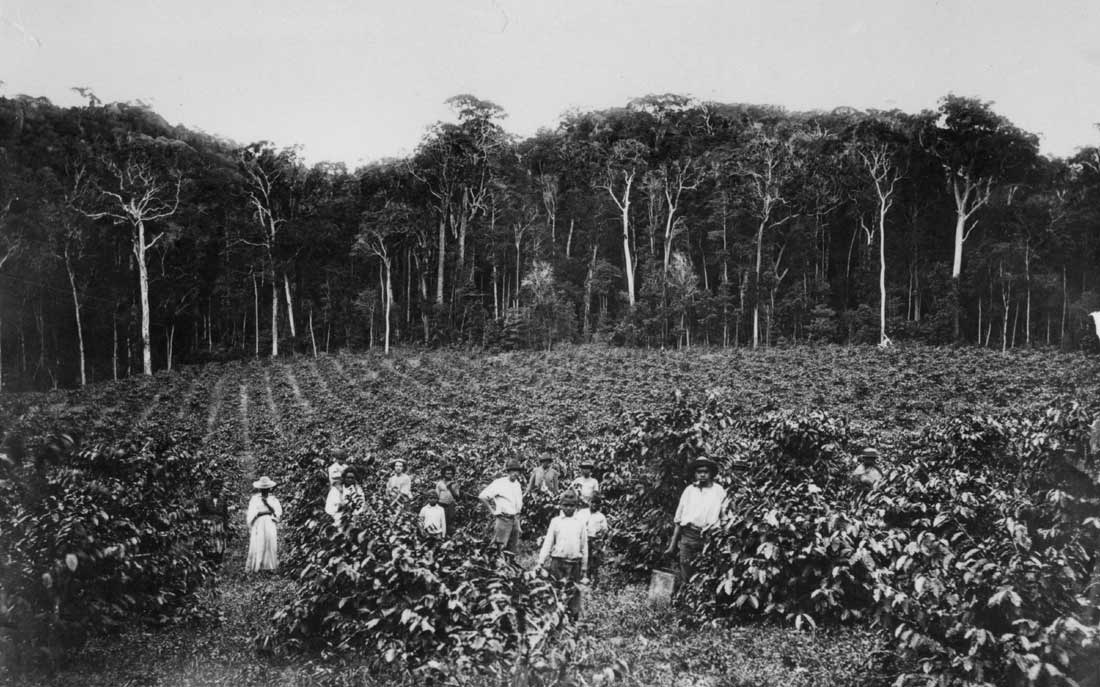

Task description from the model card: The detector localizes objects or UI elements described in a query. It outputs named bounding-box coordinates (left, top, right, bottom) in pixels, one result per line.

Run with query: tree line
left=0, top=91, right=1098, bottom=390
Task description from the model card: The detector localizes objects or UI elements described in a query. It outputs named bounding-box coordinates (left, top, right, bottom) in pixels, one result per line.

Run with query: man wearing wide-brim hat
left=538, top=490, right=589, bottom=617
left=663, top=456, right=726, bottom=592
left=478, top=458, right=525, bottom=555
left=851, top=447, right=883, bottom=489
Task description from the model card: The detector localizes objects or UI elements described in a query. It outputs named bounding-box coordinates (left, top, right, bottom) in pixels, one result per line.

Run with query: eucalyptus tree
left=79, top=133, right=185, bottom=375
left=921, top=95, right=1038, bottom=339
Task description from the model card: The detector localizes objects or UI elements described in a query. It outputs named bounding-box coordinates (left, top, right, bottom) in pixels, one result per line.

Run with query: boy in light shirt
left=538, top=490, right=588, bottom=617
left=585, top=495, right=610, bottom=589
left=570, top=460, right=599, bottom=505
left=419, top=488, right=446, bottom=539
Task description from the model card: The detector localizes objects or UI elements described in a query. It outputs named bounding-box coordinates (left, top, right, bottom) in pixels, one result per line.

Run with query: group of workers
left=248, top=445, right=886, bottom=612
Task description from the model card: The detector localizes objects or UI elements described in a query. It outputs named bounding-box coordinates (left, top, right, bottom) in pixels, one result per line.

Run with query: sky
left=2, top=0, right=1098, bottom=167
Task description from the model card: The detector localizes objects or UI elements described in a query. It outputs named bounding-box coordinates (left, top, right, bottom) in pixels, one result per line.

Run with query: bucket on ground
left=648, top=568, right=675, bottom=603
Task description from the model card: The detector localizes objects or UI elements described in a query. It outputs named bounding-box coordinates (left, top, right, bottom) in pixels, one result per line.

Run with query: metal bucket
left=648, top=568, right=675, bottom=603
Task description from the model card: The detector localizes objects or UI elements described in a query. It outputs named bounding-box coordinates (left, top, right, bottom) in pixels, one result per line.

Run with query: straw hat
left=253, top=476, right=276, bottom=490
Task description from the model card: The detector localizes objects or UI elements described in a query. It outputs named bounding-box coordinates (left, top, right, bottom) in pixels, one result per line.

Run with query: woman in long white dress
left=246, top=476, right=282, bottom=572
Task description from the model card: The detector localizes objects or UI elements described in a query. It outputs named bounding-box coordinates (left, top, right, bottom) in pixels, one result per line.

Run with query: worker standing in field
left=386, top=459, right=413, bottom=502
left=851, top=447, right=884, bottom=489
left=538, top=490, right=589, bottom=618
left=246, top=476, right=282, bottom=573
left=341, top=467, right=366, bottom=516
left=663, top=457, right=726, bottom=592
left=528, top=455, right=560, bottom=495
left=324, top=465, right=345, bottom=522
left=478, top=459, right=525, bottom=555
left=435, top=464, right=460, bottom=536
left=570, top=460, right=599, bottom=505
left=585, top=495, right=610, bottom=589
left=419, top=488, right=447, bottom=539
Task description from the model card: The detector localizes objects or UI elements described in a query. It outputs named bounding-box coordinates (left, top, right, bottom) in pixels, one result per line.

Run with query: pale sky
left=2, top=0, right=1098, bottom=166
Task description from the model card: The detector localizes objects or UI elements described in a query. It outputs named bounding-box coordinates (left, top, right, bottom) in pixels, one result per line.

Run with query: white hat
left=328, top=462, right=347, bottom=481
left=253, top=476, right=276, bottom=490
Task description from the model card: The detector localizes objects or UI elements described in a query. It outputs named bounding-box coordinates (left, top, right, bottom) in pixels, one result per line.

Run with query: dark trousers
left=588, top=539, right=604, bottom=587
left=677, top=526, right=703, bottom=591
left=548, top=557, right=583, bottom=617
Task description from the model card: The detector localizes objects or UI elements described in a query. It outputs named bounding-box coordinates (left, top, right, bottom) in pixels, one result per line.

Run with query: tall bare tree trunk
left=135, top=220, right=153, bottom=375
left=752, top=220, right=765, bottom=348
left=270, top=265, right=279, bottom=358
left=253, top=271, right=260, bottom=356
left=1061, top=267, right=1068, bottom=348
left=112, top=311, right=118, bottom=381
left=565, top=218, right=574, bottom=259
left=283, top=273, right=297, bottom=339
left=167, top=324, right=175, bottom=371
left=382, top=260, right=393, bottom=355
left=65, top=249, right=86, bottom=386
left=436, top=215, right=446, bottom=304
left=308, top=306, right=318, bottom=357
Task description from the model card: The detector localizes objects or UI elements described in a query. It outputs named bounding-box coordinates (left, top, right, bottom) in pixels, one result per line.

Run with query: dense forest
left=0, top=91, right=1098, bottom=390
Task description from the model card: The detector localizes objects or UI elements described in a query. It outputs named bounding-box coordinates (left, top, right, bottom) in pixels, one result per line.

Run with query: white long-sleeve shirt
left=586, top=511, right=610, bottom=540
left=673, top=483, right=726, bottom=530
left=538, top=513, right=589, bottom=567
left=479, top=476, right=523, bottom=516
left=386, top=473, right=413, bottom=500
left=571, top=477, right=599, bottom=503
left=325, top=486, right=344, bottom=519
left=419, top=504, right=446, bottom=535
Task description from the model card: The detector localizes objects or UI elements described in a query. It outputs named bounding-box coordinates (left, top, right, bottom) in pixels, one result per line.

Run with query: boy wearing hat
left=584, top=495, right=610, bottom=589
left=851, top=447, right=883, bottom=488
left=386, top=459, right=413, bottom=501
left=419, top=488, right=447, bottom=539
left=325, top=466, right=345, bottom=522
left=435, top=464, right=460, bottom=536
left=663, top=456, right=726, bottom=592
left=527, top=456, right=560, bottom=496
left=478, top=459, right=525, bottom=555
left=570, top=460, right=599, bottom=505
left=538, top=490, right=589, bottom=617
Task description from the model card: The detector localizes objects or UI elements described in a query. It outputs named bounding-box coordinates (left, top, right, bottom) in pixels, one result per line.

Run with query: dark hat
left=539, top=455, right=552, bottom=463
left=342, top=467, right=359, bottom=481
left=441, top=463, right=455, bottom=474
left=559, top=490, right=581, bottom=507
left=688, top=457, right=719, bottom=474
left=577, top=459, right=595, bottom=469
left=504, top=459, right=523, bottom=472
left=858, top=447, right=880, bottom=462
left=424, top=487, right=439, bottom=499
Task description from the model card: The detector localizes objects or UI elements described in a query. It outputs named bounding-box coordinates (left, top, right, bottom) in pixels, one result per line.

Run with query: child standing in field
left=538, top=490, right=589, bottom=617
left=325, top=464, right=345, bottom=522
left=246, top=476, right=282, bottom=573
left=419, top=488, right=446, bottom=539
left=585, top=495, right=610, bottom=589
left=386, top=459, right=413, bottom=502
left=435, top=464, right=459, bottom=536
left=570, top=460, right=599, bottom=505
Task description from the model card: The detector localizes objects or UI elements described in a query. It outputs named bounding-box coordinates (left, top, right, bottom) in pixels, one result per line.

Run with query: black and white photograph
left=2, top=0, right=1100, bottom=685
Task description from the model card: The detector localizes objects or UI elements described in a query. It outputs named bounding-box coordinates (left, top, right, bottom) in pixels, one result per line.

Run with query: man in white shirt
left=478, top=459, right=525, bottom=555
left=663, top=456, right=726, bottom=592
left=538, top=490, right=588, bottom=617
left=570, top=461, right=599, bottom=505
left=419, top=488, right=446, bottom=539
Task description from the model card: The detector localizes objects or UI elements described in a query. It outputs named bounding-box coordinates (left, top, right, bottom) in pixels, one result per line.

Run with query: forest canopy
left=0, top=92, right=1098, bottom=390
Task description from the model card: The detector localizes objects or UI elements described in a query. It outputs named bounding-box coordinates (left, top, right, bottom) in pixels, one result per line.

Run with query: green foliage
left=0, top=432, right=230, bottom=670
left=604, top=392, right=1100, bottom=686
left=261, top=489, right=570, bottom=682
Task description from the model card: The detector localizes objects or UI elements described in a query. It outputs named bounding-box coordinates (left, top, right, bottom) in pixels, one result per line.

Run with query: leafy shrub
left=0, top=432, right=230, bottom=670
left=261, top=488, right=571, bottom=682
left=603, top=392, right=1100, bottom=686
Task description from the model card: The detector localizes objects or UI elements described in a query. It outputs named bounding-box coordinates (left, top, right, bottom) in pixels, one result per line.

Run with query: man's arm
left=479, top=483, right=497, bottom=513
left=538, top=520, right=556, bottom=566
left=664, top=490, right=687, bottom=556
